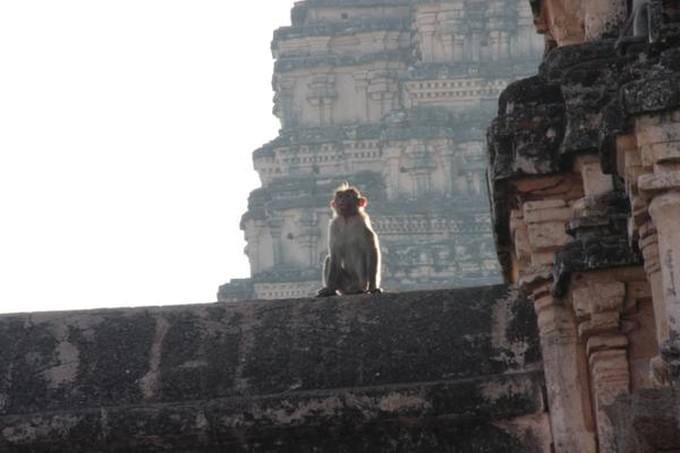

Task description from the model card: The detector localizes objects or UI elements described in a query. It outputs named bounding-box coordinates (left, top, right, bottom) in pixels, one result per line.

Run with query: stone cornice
left=273, top=17, right=410, bottom=44
left=488, top=37, right=680, bottom=170
left=301, top=0, right=411, bottom=7
left=254, top=107, right=495, bottom=160
left=490, top=34, right=680, bottom=184
left=274, top=48, right=412, bottom=72
left=488, top=74, right=565, bottom=182
left=404, top=61, right=539, bottom=81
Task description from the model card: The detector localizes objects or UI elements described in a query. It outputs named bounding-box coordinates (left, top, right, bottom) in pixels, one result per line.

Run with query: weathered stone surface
left=608, top=387, right=680, bottom=453
left=551, top=191, right=641, bottom=296
left=0, top=286, right=549, bottom=452
left=488, top=2, right=680, bottom=452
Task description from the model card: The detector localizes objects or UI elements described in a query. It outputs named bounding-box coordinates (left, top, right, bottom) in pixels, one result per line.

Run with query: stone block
left=640, top=144, right=656, bottom=169
left=571, top=281, right=625, bottom=317
left=636, top=123, right=680, bottom=148
left=639, top=171, right=680, bottom=193
left=524, top=206, right=573, bottom=224
left=574, top=155, right=614, bottom=195
left=579, top=312, right=621, bottom=337
left=589, top=349, right=630, bottom=404
left=636, top=114, right=662, bottom=128
left=527, top=222, right=570, bottom=250
left=652, top=141, right=680, bottom=164
left=586, top=335, right=629, bottom=355
left=523, top=199, right=567, bottom=214
left=513, top=225, right=532, bottom=264
left=531, top=251, right=558, bottom=267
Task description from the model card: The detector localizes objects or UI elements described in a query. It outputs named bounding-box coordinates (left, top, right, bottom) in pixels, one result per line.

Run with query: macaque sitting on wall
left=317, top=183, right=382, bottom=297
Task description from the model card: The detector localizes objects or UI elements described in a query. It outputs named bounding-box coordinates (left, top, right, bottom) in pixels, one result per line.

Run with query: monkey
left=317, top=183, right=382, bottom=297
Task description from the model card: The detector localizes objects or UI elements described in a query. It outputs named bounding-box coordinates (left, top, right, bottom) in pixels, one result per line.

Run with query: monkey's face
left=332, top=190, right=366, bottom=217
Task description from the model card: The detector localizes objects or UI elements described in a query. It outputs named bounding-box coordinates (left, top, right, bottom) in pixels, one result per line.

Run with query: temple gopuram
left=219, top=0, right=543, bottom=301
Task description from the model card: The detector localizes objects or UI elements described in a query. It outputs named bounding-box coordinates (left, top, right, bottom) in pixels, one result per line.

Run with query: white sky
left=0, top=1, right=297, bottom=313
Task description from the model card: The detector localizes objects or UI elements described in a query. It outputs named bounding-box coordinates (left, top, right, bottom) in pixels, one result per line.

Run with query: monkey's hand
left=317, top=287, right=337, bottom=297
left=367, top=288, right=383, bottom=295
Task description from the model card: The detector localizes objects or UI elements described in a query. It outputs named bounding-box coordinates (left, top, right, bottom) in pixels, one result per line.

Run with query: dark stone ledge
left=0, top=371, right=545, bottom=453
left=551, top=237, right=642, bottom=296
left=552, top=190, right=640, bottom=296
left=0, top=286, right=546, bottom=452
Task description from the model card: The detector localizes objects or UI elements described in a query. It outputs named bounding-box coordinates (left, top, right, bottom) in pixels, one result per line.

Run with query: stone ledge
left=0, top=286, right=546, bottom=452
left=0, top=372, right=545, bottom=452
left=273, top=18, right=410, bottom=43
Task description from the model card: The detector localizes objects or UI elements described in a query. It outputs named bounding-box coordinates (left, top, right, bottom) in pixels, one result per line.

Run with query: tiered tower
left=219, top=0, right=543, bottom=301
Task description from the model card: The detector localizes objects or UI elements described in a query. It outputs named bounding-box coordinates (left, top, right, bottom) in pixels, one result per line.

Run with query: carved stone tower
left=219, top=0, right=543, bottom=301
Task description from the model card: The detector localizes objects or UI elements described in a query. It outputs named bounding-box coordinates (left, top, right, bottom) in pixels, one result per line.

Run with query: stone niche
left=0, top=286, right=550, bottom=452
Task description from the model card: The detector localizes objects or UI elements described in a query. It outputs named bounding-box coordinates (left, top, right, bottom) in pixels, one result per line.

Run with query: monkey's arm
left=318, top=249, right=340, bottom=297
left=317, top=253, right=341, bottom=297
left=366, top=229, right=382, bottom=294
left=317, top=255, right=336, bottom=297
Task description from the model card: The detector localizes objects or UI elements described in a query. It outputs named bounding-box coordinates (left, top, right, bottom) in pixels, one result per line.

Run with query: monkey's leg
left=336, top=253, right=365, bottom=295
left=337, top=267, right=359, bottom=295
left=317, top=255, right=338, bottom=297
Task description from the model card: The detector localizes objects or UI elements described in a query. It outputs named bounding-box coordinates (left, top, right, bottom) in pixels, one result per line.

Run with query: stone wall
left=487, top=0, right=680, bottom=451
left=0, top=286, right=549, bottom=452
left=219, top=0, right=544, bottom=301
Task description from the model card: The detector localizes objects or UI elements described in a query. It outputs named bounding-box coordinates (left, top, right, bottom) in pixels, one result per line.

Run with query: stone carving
left=219, top=0, right=543, bottom=301
left=488, top=1, right=680, bottom=451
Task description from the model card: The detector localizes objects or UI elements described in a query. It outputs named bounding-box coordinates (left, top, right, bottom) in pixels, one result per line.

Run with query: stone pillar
left=321, top=96, right=334, bottom=125
left=268, top=218, right=284, bottom=266
left=571, top=278, right=629, bottom=453
left=438, top=31, right=454, bottom=61
left=416, top=14, right=437, bottom=63
left=511, top=193, right=597, bottom=453
left=499, top=30, right=510, bottom=59
left=442, top=142, right=456, bottom=195
left=648, top=193, right=680, bottom=379
left=523, top=199, right=572, bottom=267
left=275, top=78, right=297, bottom=129
left=619, top=132, right=670, bottom=384
left=640, top=223, right=669, bottom=349
left=636, top=111, right=680, bottom=383
left=367, top=75, right=396, bottom=123
left=453, top=33, right=465, bottom=62
left=244, top=226, right=261, bottom=274
left=588, top=339, right=630, bottom=451
left=352, top=72, right=370, bottom=122
left=533, top=285, right=597, bottom=453
left=489, top=30, right=501, bottom=60
left=296, top=212, right=321, bottom=267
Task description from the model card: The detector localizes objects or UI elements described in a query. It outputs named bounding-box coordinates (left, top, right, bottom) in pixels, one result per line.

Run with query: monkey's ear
left=330, top=200, right=336, bottom=209
left=357, top=197, right=367, bottom=207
